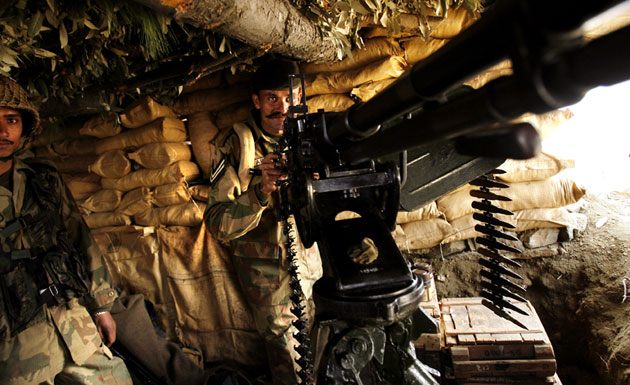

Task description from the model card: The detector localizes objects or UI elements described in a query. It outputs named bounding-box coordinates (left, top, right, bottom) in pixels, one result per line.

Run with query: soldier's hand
left=94, top=311, right=117, bottom=347
left=259, top=153, right=286, bottom=195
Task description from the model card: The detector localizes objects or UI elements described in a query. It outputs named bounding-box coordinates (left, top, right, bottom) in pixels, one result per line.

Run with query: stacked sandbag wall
left=394, top=152, right=588, bottom=259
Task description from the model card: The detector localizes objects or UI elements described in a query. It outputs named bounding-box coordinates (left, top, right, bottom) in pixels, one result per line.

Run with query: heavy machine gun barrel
left=321, top=0, right=630, bottom=165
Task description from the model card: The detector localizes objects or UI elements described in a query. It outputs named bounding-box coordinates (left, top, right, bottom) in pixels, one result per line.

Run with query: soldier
left=205, top=58, right=322, bottom=384
left=0, top=76, right=132, bottom=385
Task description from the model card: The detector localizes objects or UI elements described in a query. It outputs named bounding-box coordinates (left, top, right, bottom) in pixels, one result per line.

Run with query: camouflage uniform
left=0, top=151, right=131, bottom=378
left=205, top=114, right=322, bottom=385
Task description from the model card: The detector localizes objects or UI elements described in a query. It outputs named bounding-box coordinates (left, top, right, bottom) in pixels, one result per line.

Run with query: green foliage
left=293, top=0, right=483, bottom=59
left=0, top=0, right=221, bottom=109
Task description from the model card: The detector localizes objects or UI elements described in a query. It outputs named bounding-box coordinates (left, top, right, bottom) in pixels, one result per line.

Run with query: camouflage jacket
left=0, top=151, right=117, bottom=361
left=204, top=114, right=322, bottom=295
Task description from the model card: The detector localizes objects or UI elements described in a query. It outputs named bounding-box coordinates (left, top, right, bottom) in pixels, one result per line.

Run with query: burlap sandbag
left=79, top=113, right=122, bottom=138
left=304, top=56, right=407, bottom=96
left=307, top=94, right=355, bottom=112
left=62, top=173, right=102, bottom=201
left=158, top=223, right=264, bottom=366
left=350, top=78, right=396, bottom=102
left=182, top=72, right=223, bottom=94
left=497, top=152, right=575, bottom=183
left=396, top=201, right=442, bottom=224
left=92, top=227, right=176, bottom=337
left=442, top=207, right=588, bottom=244
left=94, top=117, right=187, bottom=154
left=436, top=177, right=586, bottom=221
left=402, top=37, right=447, bottom=65
left=215, top=102, right=253, bottom=129
left=173, top=86, right=250, bottom=115
left=120, top=96, right=177, bottom=129
left=430, top=7, right=477, bottom=39
left=394, top=217, right=453, bottom=251
left=511, top=109, right=574, bottom=141
left=50, top=153, right=99, bottom=174
left=188, top=185, right=209, bottom=202
left=53, top=137, right=100, bottom=156
left=117, top=187, right=153, bottom=216
left=80, top=189, right=123, bottom=213
left=128, top=142, right=192, bottom=169
left=135, top=202, right=205, bottom=227
left=89, top=150, right=132, bottom=179
left=84, top=212, right=131, bottom=228
left=300, top=38, right=404, bottom=74
left=101, top=161, right=200, bottom=192
left=153, top=183, right=191, bottom=207
left=187, top=111, right=218, bottom=178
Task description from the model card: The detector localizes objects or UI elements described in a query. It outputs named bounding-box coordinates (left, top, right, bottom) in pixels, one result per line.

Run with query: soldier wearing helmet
left=0, top=76, right=132, bottom=385
left=205, top=58, right=323, bottom=384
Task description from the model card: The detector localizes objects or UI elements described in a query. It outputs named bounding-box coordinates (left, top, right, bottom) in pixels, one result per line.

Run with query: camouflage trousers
left=231, top=247, right=321, bottom=385
left=0, top=301, right=132, bottom=385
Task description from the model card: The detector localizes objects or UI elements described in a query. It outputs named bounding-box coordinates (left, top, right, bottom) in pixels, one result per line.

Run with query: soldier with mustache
left=205, top=58, right=322, bottom=385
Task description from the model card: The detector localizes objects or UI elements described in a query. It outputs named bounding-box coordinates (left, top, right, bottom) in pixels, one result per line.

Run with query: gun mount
left=276, top=0, right=630, bottom=383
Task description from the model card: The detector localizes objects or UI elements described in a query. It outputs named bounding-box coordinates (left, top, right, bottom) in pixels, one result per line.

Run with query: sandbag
left=511, top=109, right=574, bottom=141
left=53, top=137, right=100, bottom=156
left=307, top=94, right=355, bottom=112
left=94, top=117, right=187, bottom=154
left=173, top=86, right=250, bottom=115
left=396, top=201, right=442, bottom=224
left=181, top=72, right=223, bottom=94
left=62, top=173, right=102, bottom=201
left=80, top=189, right=123, bottom=213
left=350, top=78, right=396, bottom=102
left=128, top=142, right=192, bottom=169
left=92, top=227, right=175, bottom=336
left=101, top=161, right=200, bottom=192
left=188, top=185, right=209, bottom=202
left=464, top=60, right=512, bottom=89
left=395, top=217, right=453, bottom=251
left=300, top=38, right=404, bottom=74
left=436, top=177, right=586, bottom=221
left=89, top=150, right=132, bottom=179
left=402, top=37, right=447, bottom=65
left=429, top=7, right=477, bottom=39
left=135, top=202, right=206, bottom=227
left=117, top=187, right=153, bottom=216
left=215, top=102, right=253, bottom=129
left=497, top=152, right=575, bottom=183
left=120, top=96, right=177, bottom=129
left=360, top=13, right=443, bottom=39
left=79, top=113, right=122, bottom=138
left=304, top=56, right=407, bottom=95
left=84, top=212, right=131, bottom=228
left=158, top=223, right=264, bottom=366
left=153, top=183, right=191, bottom=207
left=187, top=111, right=218, bottom=178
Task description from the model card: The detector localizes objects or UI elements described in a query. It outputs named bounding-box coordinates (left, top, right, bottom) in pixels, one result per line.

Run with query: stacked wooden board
left=441, top=297, right=560, bottom=384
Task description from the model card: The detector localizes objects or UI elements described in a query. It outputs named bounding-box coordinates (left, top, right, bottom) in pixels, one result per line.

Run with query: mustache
left=265, top=112, right=287, bottom=119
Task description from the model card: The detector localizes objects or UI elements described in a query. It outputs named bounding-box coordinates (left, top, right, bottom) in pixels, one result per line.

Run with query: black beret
left=252, top=59, right=300, bottom=93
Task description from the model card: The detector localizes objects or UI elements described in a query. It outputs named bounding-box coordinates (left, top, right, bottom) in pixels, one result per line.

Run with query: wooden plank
left=451, top=346, right=471, bottom=361
left=492, top=333, right=524, bottom=343
left=457, top=373, right=561, bottom=384
left=475, top=333, right=495, bottom=344
left=522, top=332, right=549, bottom=344
left=534, top=345, right=556, bottom=359
left=452, top=358, right=557, bottom=378
left=450, top=344, right=538, bottom=361
left=458, top=334, right=477, bottom=345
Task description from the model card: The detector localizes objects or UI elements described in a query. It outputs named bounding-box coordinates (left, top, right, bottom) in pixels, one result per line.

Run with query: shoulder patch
left=209, top=157, right=227, bottom=187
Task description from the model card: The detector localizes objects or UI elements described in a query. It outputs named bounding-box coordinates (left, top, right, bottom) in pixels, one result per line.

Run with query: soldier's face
left=252, top=89, right=301, bottom=136
left=0, top=107, right=23, bottom=158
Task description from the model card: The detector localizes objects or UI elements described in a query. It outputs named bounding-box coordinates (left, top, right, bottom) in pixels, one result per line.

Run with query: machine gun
left=275, top=0, right=630, bottom=383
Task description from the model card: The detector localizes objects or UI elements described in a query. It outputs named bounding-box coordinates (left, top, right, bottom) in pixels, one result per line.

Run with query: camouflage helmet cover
left=0, top=76, right=40, bottom=138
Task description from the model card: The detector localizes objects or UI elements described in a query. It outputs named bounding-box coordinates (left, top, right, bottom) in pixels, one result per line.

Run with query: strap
left=233, top=122, right=256, bottom=192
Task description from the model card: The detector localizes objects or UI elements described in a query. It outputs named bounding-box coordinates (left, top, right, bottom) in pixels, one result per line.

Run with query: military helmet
left=252, top=58, right=300, bottom=94
left=0, top=76, right=40, bottom=138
